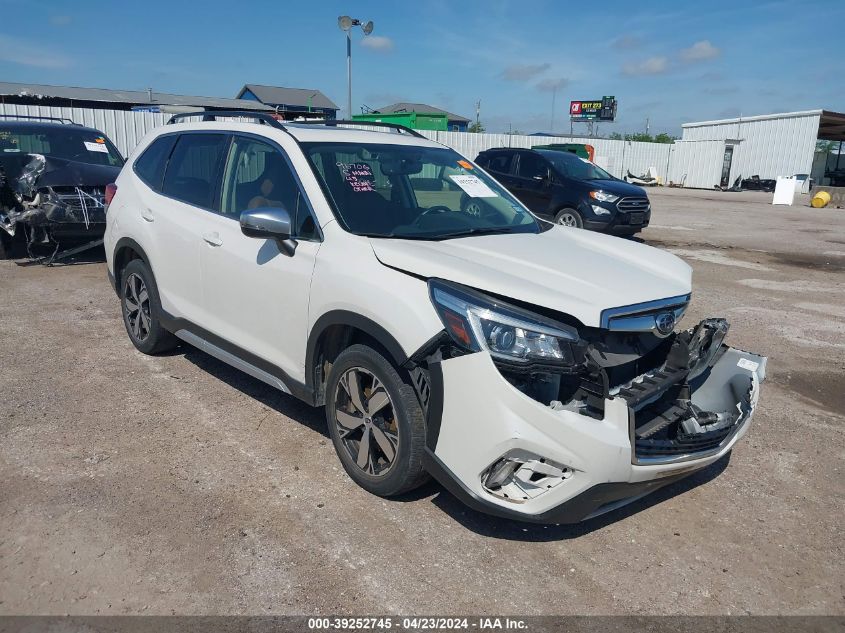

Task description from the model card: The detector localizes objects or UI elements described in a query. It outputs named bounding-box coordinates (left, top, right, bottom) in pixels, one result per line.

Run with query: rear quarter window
left=161, top=133, right=229, bottom=209
left=134, top=135, right=177, bottom=192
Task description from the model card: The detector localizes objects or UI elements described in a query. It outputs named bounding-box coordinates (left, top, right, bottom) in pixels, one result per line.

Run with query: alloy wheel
left=124, top=272, right=151, bottom=343
left=557, top=212, right=579, bottom=227
left=465, top=200, right=483, bottom=217
left=333, top=367, right=399, bottom=477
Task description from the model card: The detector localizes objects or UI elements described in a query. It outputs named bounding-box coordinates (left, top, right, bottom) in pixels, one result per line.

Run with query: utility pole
left=550, top=86, right=557, bottom=133
left=346, top=31, right=352, bottom=117
left=645, top=117, right=650, bottom=136
left=475, top=99, right=481, bottom=130
left=338, top=16, right=374, bottom=119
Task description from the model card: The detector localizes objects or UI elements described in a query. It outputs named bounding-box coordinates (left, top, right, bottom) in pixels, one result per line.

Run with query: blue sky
left=1, top=0, right=843, bottom=135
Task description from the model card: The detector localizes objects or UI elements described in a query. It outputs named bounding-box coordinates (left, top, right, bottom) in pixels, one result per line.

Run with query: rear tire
left=554, top=208, right=583, bottom=228
left=326, top=344, right=429, bottom=497
left=120, top=258, right=179, bottom=355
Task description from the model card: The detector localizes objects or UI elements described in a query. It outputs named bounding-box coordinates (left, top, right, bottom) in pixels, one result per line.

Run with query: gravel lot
left=1, top=187, right=843, bottom=616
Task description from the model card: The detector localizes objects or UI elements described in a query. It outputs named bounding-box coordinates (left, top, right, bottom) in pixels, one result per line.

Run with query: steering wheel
left=418, top=205, right=453, bottom=218
left=461, top=196, right=506, bottom=223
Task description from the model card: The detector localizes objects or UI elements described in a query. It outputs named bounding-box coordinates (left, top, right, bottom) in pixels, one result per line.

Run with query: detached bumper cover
left=426, top=328, right=765, bottom=524
left=424, top=450, right=691, bottom=524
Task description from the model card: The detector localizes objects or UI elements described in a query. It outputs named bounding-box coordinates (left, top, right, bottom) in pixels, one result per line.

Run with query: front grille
left=617, top=196, right=650, bottom=212
left=635, top=427, right=735, bottom=458
left=52, top=186, right=106, bottom=214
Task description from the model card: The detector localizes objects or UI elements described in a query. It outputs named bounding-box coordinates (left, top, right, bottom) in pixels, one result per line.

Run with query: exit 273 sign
left=570, top=97, right=617, bottom=121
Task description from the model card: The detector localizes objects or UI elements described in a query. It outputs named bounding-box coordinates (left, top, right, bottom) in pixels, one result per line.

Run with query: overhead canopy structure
left=817, top=110, right=845, bottom=141
left=0, top=81, right=270, bottom=112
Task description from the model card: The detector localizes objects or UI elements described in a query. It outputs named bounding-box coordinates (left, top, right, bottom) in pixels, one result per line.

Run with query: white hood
left=370, top=226, right=692, bottom=327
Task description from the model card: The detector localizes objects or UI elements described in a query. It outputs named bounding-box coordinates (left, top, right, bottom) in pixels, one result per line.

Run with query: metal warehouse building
left=667, top=109, right=845, bottom=189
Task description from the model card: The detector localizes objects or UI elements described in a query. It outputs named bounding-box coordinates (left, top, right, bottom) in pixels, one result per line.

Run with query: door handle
left=140, top=208, right=154, bottom=222
left=202, top=232, right=223, bottom=247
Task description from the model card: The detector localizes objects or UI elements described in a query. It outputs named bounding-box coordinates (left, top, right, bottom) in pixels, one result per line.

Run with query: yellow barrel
left=811, top=191, right=831, bottom=208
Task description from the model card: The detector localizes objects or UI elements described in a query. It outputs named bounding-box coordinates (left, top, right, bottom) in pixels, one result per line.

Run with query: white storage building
left=666, top=109, right=845, bottom=189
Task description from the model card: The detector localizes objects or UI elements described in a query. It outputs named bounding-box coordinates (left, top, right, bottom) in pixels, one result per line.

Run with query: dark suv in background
left=475, top=148, right=651, bottom=235
left=0, top=116, right=123, bottom=260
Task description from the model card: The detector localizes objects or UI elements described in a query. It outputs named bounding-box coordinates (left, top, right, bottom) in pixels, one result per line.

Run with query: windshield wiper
left=431, top=227, right=523, bottom=240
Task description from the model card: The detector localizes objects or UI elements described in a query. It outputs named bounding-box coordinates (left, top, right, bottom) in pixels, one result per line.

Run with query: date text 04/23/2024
left=307, top=617, right=528, bottom=630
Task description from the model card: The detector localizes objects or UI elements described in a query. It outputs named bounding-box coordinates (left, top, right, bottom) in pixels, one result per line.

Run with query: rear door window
left=161, top=133, right=229, bottom=210
left=486, top=152, right=513, bottom=175
left=134, top=135, right=177, bottom=192
left=516, top=152, right=548, bottom=180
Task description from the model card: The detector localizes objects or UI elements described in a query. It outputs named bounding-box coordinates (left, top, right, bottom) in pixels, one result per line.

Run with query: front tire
left=554, top=208, right=583, bottom=228
left=326, top=344, right=428, bottom=497
left=120, top=259, right=178, bottom=354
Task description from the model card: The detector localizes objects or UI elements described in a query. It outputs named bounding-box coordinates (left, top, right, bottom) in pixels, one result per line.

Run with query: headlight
left=591, top=205, right=611, bottom=216
left=589, top=190, right=619, bottom=203
left=428, top=279, right=580, bottom=366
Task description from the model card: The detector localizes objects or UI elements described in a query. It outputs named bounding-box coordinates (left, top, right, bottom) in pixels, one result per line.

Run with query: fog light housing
left=591, top=205, right=611, bottom=216
left=481, top=451, right=573, bottom=503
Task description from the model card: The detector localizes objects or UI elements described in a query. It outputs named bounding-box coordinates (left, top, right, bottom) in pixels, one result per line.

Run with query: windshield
left=537, top=150, right=612, bottom=181
left=0, top=126, right=124, bottom=167
left=302, top=142, right=541, bottom=239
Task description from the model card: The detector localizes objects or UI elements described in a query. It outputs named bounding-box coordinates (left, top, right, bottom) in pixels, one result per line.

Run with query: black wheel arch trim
left=112, top=237, right=152, bottom=294
left=305, top=310, right=411, bottom=393
left=424, top=362, right=444, bottom=451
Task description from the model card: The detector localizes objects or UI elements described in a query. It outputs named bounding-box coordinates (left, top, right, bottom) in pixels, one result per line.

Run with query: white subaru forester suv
left=104, top=113, right=766, bottom=524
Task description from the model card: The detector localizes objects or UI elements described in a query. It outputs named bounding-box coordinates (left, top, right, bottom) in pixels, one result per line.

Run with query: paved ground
left=1, top=188, right=843, bottom=616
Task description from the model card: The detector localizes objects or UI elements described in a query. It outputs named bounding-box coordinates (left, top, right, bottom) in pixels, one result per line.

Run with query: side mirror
left=240, top=207, right=297, bottom=256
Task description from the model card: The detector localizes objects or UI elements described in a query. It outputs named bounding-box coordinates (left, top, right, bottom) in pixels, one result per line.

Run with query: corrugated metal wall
left=666, top=141, right=726, bottom=189
left=681, top=112, right=820, bottom=182
left=6, top=103, right=814, bottom=190
left=0, top=103, right=170, bottom=159
left=420, top=130, right=673, bottom=182
left=0, top=106, right=678, bottom=184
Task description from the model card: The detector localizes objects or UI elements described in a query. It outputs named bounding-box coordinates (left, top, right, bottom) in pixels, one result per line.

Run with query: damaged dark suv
left=0, top=116, right=124, bottom=261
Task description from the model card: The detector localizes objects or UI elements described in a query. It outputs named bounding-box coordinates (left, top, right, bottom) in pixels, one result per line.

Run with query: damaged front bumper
left=423, top=319, right=766, bottom=524
left=1, top=186, right=107, bottom=238
left=1, top=153, right=110, bottom=251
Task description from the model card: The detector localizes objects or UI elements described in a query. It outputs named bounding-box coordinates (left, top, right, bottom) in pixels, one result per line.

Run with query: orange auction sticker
left=458, top=160, right=473, bottom=170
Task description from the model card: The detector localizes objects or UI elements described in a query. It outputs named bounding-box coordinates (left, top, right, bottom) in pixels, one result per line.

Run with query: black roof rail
left=0, top=113, right=76, bottom=125
left=292, top=119, right=426, bottom=138
left=167, top=110, right=285, bottom=129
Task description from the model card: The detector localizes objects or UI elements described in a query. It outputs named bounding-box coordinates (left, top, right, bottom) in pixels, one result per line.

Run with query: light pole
left=338, top=16, right=374, bottom=119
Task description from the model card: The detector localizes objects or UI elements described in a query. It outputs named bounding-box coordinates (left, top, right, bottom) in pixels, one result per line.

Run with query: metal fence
left=0, top=103, right=170, bottom=159
left=1, top=104, right=680, bottom=184
left=420, top=130, right=674, bottom=182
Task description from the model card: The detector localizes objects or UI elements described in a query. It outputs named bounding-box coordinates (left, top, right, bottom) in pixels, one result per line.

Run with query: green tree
left=626, top=132, right=654, bottom=142
left=816, top=140, right=834, bottom=153
left=653, top=133, right=676, bottom=144
left=468, top=122, right=486, bottom=133
left=608, top=132, right=624, bottom=140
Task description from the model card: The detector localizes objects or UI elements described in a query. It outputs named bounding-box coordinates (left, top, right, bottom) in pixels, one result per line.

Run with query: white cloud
left=501, top=63, right=550, bottom=81
left=0, top=35, right=71, bottom=68
left=622, top=56, right=669, bottom=76
left=536, top=77, right=568, bottom=92
left=680, top=40, right=721, bottom=62
left=361, top=36, right=394, bottom=52
left=612, top=35, right=642, bottom=50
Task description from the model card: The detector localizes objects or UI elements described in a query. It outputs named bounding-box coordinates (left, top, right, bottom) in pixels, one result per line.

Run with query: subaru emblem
left=655, top=312, right=676, bottom=336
